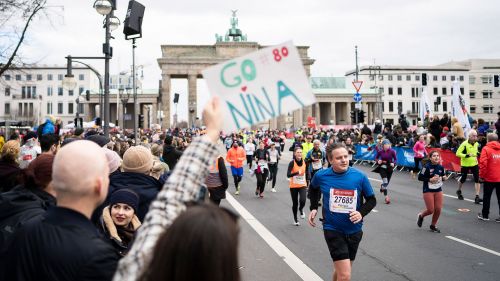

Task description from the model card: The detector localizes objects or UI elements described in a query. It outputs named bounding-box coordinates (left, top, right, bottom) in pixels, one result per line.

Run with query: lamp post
left=121, top=87, right=131, bottom=129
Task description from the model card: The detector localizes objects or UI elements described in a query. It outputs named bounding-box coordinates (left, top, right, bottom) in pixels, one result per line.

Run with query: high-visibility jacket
left=302, top=142, right=314, bottom=159
left=226, top=147, right=245, bottom=168
left=456, top=140, right=479, bottom=167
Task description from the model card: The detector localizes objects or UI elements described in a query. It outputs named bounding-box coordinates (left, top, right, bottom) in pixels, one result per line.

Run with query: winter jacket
left=0, top=160, right=21, bottom=192
left=41, top=118, right=55, bottom=136
left=206, top=157, right=229, bottom=201
left=226, top=146, right=245, bottom=168
left=0, top=187, right=56, bottom=256
left=429, top=120, right=442, bottom=140
left=3, top=206, right=120, bottom=281
left=477, top=123, right=490, bottom=136
left=162, top=144, right=182, bottom=170
left=99, top=206, right=141, bottom=257
left=479, top=141, right=500, bottom=182
left=452, top=120, right=465, bottom=139
left=456, top=140, right=479, bottom=167
left=413, top=141, right=426, bottom=158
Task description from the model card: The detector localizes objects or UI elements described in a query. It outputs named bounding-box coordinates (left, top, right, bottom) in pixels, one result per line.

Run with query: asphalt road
left=219, top=146, right=500, bottom=281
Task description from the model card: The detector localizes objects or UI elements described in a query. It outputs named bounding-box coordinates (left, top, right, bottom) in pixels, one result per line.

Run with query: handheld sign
left=202, top=41, right=315, bottom=132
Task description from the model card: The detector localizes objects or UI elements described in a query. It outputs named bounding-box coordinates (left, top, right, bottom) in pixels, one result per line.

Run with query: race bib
left=329, top=188, right=357, bottom=214
left=312, top=160, right=322, bottom=170
left=258, top=160, right=268, bottom=170
left=293, top=175, right=306, bottom=185
left=429, top=179, right=443, bottom=190
left=270, top=155, right=277, bottom=163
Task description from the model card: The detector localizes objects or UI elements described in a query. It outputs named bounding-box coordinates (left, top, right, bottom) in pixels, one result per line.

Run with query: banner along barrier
left=353, top=145, right=462, bottom=173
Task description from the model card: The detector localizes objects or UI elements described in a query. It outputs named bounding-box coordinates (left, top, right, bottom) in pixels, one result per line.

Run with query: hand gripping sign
left=202, top=41, right=316, bottom=132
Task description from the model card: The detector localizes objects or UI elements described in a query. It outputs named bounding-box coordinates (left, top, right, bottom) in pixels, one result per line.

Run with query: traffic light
left=494, top=75, right=499, bottom=87
left=138, top=114, right=144, bottom=128
left=95, top=117, right=101, bottom=127
left=350, top=111, right=356, bottom=124
left=358, top=110, right=366, bottom=123
left=422, top=73, right=427, bottom=86
left=85, top=90, right=90, bottom=101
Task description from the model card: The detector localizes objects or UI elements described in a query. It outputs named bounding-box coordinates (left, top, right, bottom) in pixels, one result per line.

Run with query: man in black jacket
left=162, top=135, right=182, bottom=170
left=3, top=140, right=119, bottom=281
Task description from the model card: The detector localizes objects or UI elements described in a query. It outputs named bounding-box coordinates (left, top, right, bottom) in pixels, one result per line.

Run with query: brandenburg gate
left=157, top=11, right=315, bottom=129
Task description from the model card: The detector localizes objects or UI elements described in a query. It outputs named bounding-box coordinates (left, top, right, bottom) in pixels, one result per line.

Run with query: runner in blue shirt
left=308, top=143, right=377, bottom=281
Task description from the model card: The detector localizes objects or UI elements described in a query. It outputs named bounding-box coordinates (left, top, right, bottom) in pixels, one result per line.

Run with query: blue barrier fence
left=354, top=144, right=416, bottom=168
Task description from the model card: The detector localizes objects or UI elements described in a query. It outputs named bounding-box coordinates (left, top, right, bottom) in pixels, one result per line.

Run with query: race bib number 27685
left=329, top=188, right=357, bottom=214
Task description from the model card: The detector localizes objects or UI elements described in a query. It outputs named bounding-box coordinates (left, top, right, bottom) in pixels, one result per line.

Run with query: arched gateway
left=157, top=11, right=315, bottom=129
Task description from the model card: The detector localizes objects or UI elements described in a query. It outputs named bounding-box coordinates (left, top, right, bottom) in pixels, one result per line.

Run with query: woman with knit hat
left=374, top=139, right=397, bottom=204
left=106, top=145, right=162, bottom=221
left=99, top=189, right=141, bottom=257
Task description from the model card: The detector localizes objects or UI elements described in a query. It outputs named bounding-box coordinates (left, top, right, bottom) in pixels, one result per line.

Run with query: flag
left=419, top=87, right=432, bottom=121
left=451, top=81, right=471, bottom=136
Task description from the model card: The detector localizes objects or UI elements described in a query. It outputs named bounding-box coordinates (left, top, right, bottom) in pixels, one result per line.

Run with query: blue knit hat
left=382, top=139, right=391, bottom=146
left=109, top=189, right=139, bottom=214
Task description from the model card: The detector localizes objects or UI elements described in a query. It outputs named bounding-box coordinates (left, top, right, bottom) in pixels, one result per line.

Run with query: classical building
left=346, top=65, right=470, bottom=126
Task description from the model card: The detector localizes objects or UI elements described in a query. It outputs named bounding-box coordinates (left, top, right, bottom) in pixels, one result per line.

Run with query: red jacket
left=479, top=141, right=500, bottom=182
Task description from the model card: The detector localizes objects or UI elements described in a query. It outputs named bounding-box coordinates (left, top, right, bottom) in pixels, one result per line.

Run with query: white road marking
left=372, top=209, right=379, bottom=213
left=445, top=236, right=500, bottom=257
left=368, top=177, right=382, bottom=183
left=225, top=192, right=323, bottom=281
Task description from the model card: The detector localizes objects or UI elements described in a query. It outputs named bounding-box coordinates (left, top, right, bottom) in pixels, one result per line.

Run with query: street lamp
left=94, top=0, right=113, bottom=15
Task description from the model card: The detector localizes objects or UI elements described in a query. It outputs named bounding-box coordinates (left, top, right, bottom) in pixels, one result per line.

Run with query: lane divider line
left=225, top=192, right=323, bottom=281
left=445, top=236, right=500, bottom=257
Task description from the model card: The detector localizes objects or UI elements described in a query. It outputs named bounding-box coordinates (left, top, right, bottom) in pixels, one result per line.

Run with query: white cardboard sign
left=202, top=41, right=315, bottom=132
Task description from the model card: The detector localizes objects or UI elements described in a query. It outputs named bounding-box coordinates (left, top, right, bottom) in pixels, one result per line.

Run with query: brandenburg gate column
left=161, top=74, right=171, bottom=128
left=188, top=74, right=198, bottom=128
left=330, top=102, right=336, bottom=125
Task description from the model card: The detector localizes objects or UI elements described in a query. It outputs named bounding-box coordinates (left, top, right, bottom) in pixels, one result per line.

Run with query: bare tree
left=0, top=0, right=48, bottom=76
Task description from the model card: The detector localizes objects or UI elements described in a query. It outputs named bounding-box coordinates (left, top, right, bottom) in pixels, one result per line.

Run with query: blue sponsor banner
left=395, top=146, right=415, bottom=168
left=354, top=144, right=376, bottom=161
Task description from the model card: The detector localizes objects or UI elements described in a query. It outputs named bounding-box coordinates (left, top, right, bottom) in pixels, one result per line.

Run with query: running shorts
left=323, top=230, right=363, bottom=261
left=231, top=166, right=244, bottom=177
left=460, top=165, right=479, bottom=183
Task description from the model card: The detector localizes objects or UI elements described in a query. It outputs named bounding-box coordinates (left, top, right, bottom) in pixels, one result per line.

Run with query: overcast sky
left=17, top=0, right=500, bottom=121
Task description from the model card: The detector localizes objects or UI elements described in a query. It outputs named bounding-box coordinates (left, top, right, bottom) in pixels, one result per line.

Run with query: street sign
left=353, top=92, right=362, bottom=102
left=355, top=103, right=362, bottom=110
left=352, top=81, right=363, bottom=92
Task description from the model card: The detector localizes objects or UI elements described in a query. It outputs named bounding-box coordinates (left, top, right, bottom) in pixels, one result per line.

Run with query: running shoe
left=495, top=218, right=500, bottom=223
left=380, top=184, right=384, bottom=193
left=385, top=196, right=390, bottom=204
left=300, top=211, right=305, bottom=219
left=474, top=196, right=483, bottom=205
left=235, top=190, right=240, bottom=195
left=429, top=225, right=441, bottom=233
left=293, top=221, right=300, bottom=226
left=456, top=190, right=464, bottom=200
left=255, top=188, right=259, bottom=196
left=417, top=213, right=423, bottom=227
left=271, top=188, right=277, bottom=193
left=477, top=213, right=490, bottom=221
left=259, top=193, right=264, bottom=199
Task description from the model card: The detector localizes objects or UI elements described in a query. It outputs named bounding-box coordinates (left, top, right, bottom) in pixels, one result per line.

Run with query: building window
left=369, top=75, right=375, bottom=81
left=406, top=75, right=411, bottom=81
left=460, top=87, right=464, bottom=95
left=469, top=76, right=475, bottom=84
left=470, top=105, right=476, bottom=113
left=47, top=102, right=53, bottom=114
left=57, top=102, right=63, bottom=114
left=4, top=75, right=10, bottom=81
left=483, top=105, right=493, bottom=114
left=79, top=74, right=84, bottom=81
left=378, top=75, right=384, bottom=81
left=47, top=87, right=53, bottom=96
left=47, top=74, right=53, bottom=81
left=397, top=75, right=402, bottom=81
left=379, top=87, right=385, bottom=93
left=397, top=87, right=402, bottom=95
left=411, top=87, right=419, bottom=98
left=68, top=90, right=74, bottom=96
left=31, top=86, right=36, bottom=98
left=389, top=102, right=394, bottom=112
left=481, top=76, right=492, bottom=84
left=442, top=75, right=447, bottom=81
left=15, top=74, right=21, bottom=81
left=443, top=101, right=448, bottom=112
left=388, top=75, right=393, bottom=81
left=5, top=87, right=10, bottom=96
left=433, top=75, right=438, bottom=81
left=434, top=103, right=439, bottom=112
left=29, top=103, right=33, bottom=117
left=397, top=101, right=403, bottom=114
left=470, top=91, right=475, bottom=99
left=388, top=87, right=393, bottom=95
left=482, top=91, right=493, bottom=99
left=459, top=75, right=464, bottom=81
left=412, top=101, right=419, bottom=113
left=451, top=75, right=455, bottom=81
left=442, top=87, right=447, bottom=95
left=26, top=74, right=32, bottom=81
left=433, top=87, right=438, bottom=95
left=68, top=103, right=74, bottom=114
left=37, top=74, right=43, bottom=81
left=22, top=86, right=26, bottom=99
left=58, top=74, right=63, bottom=81
left=79, top=87, right=84, bottom=94
left=4, top=103, right=10, bottom=115
left=58, top=87, right=63, bottom=96
left=78, top=103, right=84, bottom=114
left=415, top=75, right=420, bottom=81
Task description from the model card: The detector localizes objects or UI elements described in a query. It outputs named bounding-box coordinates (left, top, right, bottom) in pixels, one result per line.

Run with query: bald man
left=3, top=140, right=119, bottom=281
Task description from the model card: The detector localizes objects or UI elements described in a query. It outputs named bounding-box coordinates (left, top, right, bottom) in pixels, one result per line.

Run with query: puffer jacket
left=479, top=141, right=500, bottom=182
